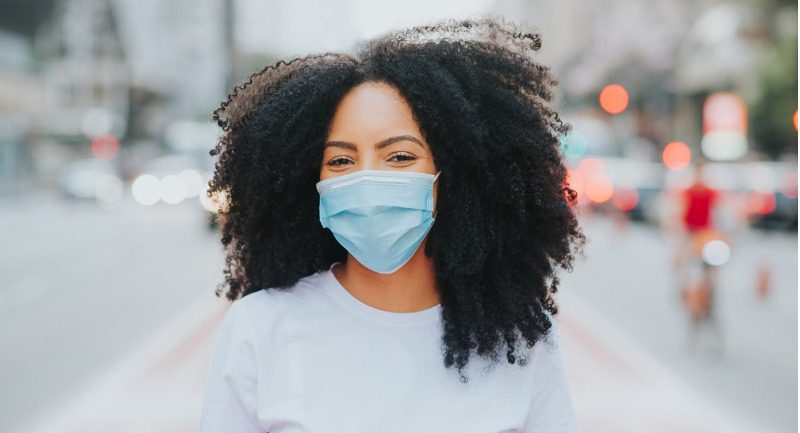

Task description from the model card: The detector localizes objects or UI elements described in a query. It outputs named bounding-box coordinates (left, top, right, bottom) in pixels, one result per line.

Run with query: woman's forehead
left=327, top=82, right=421, bottom=138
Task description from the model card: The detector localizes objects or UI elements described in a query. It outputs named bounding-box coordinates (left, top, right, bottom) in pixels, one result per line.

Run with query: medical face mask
left=316, top=169, right=441, bottom=274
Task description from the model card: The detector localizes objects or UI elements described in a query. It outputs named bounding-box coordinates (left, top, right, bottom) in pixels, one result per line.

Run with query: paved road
left=0, top=193, right=224, bottom=433
left=560, top=213, right=797, bottom=433
left=1, top=193, right=795, bottom=433
left=26, top=284, right=770, bottom=433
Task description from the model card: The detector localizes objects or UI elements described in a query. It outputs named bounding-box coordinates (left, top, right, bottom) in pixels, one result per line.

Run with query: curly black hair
left=207, top=16, right=585, bottom=379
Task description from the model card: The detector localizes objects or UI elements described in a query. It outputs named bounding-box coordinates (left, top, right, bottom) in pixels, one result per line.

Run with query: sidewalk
left=29, top=290, right=768, bottom=433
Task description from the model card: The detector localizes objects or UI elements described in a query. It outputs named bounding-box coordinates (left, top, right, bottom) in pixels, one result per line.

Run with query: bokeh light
left=160, top=175, right=187, bottom=205
left=662, top=141, right=692, bottom=170
left=702, top=239, right=731, bottom=266
left=781, top=170, right=797, bottom=198
left=585, top=176, right=614, bottom=203
left=90, top=134, right=120, bottom=160
left=132, top=174, right=161, bottom=206
left=178, top=169, right=205, bottom=198
left=599, top=84, right=629, bottom=114
left=565, top=168, right=585, bottom=202
left=95, top=174, right=123, bottom=207
left=612, top=187, right=639, bottom=211
left=747, top=191, right=777, bottom=215
left=559, top=129, right=588, bottom=160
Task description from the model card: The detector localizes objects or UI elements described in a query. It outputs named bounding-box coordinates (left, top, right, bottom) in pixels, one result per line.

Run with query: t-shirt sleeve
left=521, top=318, right=581, bottom=433
left=199, top=299, right=264, bottom=433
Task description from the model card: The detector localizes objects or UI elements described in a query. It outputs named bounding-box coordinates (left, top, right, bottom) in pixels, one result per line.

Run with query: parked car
left=57, top=158, right=122, bottom=204
left=669, top=160, right=797, bottom=232
left=740, top=162, right=798, bottom=231
left=569, top=156, right=666, bottom=224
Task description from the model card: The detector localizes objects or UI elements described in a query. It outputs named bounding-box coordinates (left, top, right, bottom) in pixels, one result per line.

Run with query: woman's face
left=320, top=81, right=438, bottom=213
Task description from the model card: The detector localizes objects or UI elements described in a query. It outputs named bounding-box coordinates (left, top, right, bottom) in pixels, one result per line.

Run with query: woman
left=200, top=16, right=585, bottom=433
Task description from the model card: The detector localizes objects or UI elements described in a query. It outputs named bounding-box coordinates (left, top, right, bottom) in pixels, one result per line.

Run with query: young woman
left=199, top=16, right=585, bottom=433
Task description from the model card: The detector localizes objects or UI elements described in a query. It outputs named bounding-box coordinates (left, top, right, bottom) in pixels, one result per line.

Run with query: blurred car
left=569, top=156, right=666, bottom=224
left=670, top=160, right=798, bottom=232
left=740, top=162, right=798, bottom=231
left=57, top=158, right=123, bottom=204
left=749, top=190, right=798, bottom=231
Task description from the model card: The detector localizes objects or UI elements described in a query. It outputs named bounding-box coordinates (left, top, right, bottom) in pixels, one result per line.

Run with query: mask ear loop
left=431, top=170, right=441, bottom=219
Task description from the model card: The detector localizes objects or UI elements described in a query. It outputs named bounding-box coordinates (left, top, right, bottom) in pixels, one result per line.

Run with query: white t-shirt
left=199, top=263, right=581, bottom=433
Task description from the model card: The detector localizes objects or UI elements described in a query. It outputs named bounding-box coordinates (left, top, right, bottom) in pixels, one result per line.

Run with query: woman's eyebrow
left=324, top=135, right=426, bottom=150
left=374, top=135, right=426, bottom=150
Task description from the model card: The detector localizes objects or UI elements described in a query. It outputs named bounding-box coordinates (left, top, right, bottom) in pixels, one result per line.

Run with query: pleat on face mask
left=316, top=169, right=440, bottom=274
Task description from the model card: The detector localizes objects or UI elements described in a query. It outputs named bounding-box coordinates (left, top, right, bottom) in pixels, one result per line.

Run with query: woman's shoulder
left=233, top=269, right=330, bottom=320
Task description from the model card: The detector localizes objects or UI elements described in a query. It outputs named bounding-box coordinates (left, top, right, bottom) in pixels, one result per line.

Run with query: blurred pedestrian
left=672, top=159, right=726, bottom=359
left=198, top=17, right=585, bottom=433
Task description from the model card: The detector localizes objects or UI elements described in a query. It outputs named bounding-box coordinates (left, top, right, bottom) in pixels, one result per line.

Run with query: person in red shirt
left=681, top=164, right=720, bottom=233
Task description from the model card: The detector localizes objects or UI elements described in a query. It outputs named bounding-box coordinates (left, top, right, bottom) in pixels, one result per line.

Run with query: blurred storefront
left=0, top=0, right=234, bottom=199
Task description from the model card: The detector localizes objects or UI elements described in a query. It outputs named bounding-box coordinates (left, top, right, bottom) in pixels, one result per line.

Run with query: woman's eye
left=389, top=153, right=416, bottom=163
left=327, top=157, right=352, bottom=166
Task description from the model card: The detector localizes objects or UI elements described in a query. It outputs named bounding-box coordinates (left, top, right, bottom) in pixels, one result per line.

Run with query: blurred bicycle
left=670, top=161, right=727, bottom=361
left=677, top=228, right=729, bottom=361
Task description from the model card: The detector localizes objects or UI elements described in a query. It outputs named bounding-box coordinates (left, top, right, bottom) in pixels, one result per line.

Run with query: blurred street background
left=0, top=0, right=796, bottom=432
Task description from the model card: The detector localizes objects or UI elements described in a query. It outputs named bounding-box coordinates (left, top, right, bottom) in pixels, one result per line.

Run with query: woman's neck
left=332, top=238, right=440, bottom=313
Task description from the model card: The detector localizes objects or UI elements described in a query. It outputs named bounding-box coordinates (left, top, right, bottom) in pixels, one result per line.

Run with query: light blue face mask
left=316, top=169, right=441, bottom=274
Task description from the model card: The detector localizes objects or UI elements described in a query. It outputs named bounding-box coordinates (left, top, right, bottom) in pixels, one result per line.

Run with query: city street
left=1, top=1, right=796, bottom=433
left=0, top=193, right=225, bottom=433
left=561, top=213, right=797, bottom=433
left=1, top=195, right=796, bottom=433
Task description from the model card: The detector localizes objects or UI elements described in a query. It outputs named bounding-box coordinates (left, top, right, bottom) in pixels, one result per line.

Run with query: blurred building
left=0, top=28, right=44, bottom=196
left=492, top=0, right=795, bottom=162
left=0, top=0, right=233, bottom=196
left=40, top=0, right=129, bottom=142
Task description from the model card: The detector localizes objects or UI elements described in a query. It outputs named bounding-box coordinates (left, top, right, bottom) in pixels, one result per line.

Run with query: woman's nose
left=356, top=154, right=379, bottom=171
